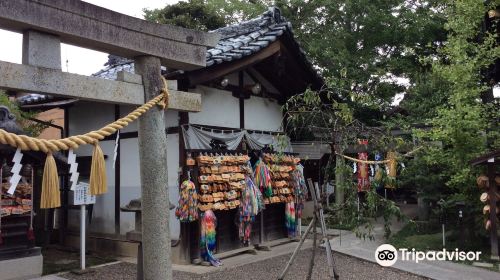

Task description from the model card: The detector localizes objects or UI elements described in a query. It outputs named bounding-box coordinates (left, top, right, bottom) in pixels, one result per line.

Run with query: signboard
left=72, top=182, right=96, bottom=205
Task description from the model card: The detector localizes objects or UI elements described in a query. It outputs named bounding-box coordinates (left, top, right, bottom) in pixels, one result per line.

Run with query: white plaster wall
left=244, top=95, right=283, bottom=131
left=118, top=105, right=178, bottom=133
left=119, top=135, right=180, bottom=238
left=188, top=86, right=239, bottom=128
left=67, top=101, right=180, bottom=238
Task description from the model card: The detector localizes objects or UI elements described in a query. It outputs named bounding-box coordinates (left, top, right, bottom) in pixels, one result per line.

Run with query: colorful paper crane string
left=285, top=201, right=296, bottom=238
left=253, top=158, right=272, bottom=197
left=238, top=176, right=264, bottom=243
left=200, top=210, right=221, bottom=266
left=175, top=179, right=199, bottom=222
left=292, top=164, right=308, bottom=219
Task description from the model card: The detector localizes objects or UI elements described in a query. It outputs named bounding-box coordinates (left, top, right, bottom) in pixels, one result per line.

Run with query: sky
left=0, top=0, right=179, bottom=76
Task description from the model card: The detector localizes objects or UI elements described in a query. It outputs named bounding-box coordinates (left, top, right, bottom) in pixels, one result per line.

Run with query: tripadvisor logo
left=375, top=244, right=482, bottom=267
left=375, top=244, right=398, bottom=267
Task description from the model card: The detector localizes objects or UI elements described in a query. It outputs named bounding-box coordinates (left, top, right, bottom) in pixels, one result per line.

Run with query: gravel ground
left=61, top=249, right=427, bottom=280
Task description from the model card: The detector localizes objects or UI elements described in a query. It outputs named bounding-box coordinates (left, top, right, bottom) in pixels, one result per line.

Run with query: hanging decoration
left=285, top=201, right=296, bottom=237
left=68, top=149, right=79, bottom=191
left=181, top=125, right=292, bottom=152
left=175, top=177, right=199, bottom=222
left=40, top=153, right=60, bottom=209
left=357, top=139, right=370, bottom=192
left=113, top=130, right=120, bottom=169
left=373, top=153, right=384, bottom=190
left=238, top=175, right=264, bottom=244
left=292, top=163, right=307, bottom=219
left=196, top=153, right=249, bottom=212
left=254, top=158, right=272, bottom=197
left=185, top=152, right=195, bottom=166
left=7, top=148, right=23, bottom=195
left=386, top=151, right=397, bottom=189
left=261, top=153, right=298, bottom=204
left=200, top=210, right=221, bottom=266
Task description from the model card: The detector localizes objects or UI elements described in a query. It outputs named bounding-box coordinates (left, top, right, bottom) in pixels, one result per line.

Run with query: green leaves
left=143, top=0, right=226, bottom=31
left=397, top=0, right=500, bottom=238
left=0, top=91, right=49, bottom=137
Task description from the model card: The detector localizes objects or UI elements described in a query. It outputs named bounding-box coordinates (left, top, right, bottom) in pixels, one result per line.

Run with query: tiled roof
left=92, top=7, right=314, bottom=78
left=92, top=60, right=135, bottom=80
left=18, top=7, right=320, bottom=105
left=17, top=94, right=55, bottom=105
left=204, top=7, right=290, bottom=67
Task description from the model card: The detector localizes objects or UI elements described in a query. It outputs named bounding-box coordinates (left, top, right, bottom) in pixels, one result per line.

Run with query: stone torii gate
left=0, top=1, right=219, bottom=279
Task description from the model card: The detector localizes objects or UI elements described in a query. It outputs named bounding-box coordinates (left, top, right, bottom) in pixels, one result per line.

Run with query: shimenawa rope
left=0, top=77, right=170, bottom=208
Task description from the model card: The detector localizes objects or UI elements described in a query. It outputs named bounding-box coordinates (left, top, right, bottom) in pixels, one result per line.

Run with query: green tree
left=201, top=1, right=447, bottom=118
left=398, top=0, right=500, bottom=241
left=0, top=91, right=48, bottom=136
left=143, top=0, right=226, bottom=31
left=422, top=0, right=499, bottom=192
left=146, top=1, right=447, bottom=117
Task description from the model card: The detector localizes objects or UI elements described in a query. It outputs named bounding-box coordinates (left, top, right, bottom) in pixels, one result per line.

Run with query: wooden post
left=306, top=217, right=317, bottom=280
left=135, top=56, right=172, bottom=280
left=487, top=161, right=499, bottom=260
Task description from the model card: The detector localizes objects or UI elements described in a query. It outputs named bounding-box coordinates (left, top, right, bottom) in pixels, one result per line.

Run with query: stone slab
left=0, top=60, right=143, bottom=105
left=22, top=30, right=61, bottom=70
left=472, top=262, right=494, bottom=268
left=0, top=60, right=201, bottom=111
left=0, top=0, right=220, bottom=69
left=0, top=253, right=42, bottom=280
left=116, top=71, right=142, bottom=85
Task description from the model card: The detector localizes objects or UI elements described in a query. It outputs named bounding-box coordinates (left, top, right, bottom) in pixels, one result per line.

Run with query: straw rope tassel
left=90, top=143, right=107, bottom=195
left=41, top=154, right=60, bottom=209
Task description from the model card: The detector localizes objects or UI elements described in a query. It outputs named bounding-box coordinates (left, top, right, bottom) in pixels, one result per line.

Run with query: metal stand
left=277, top=178, right=339, bottom=280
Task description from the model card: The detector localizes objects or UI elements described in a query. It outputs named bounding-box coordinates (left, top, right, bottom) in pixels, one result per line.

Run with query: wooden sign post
left=0, top=1, right=219, bottom=279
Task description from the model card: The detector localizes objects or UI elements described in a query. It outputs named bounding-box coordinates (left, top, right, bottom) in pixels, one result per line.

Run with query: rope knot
left=158, top=77, right=170, bottom=110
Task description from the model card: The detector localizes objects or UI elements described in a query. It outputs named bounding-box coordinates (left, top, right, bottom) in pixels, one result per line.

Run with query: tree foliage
left=0, top=91, right=48, bottom=137
left=143, top=0, right=226, bottom=31
left=201, top=1, right=447, bottom=116
left=400, top=0, right=500, bottom=236
left=146, top=1, right=447, bottom=116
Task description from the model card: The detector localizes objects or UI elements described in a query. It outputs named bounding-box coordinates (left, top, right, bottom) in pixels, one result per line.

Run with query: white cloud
left=0, top=0, right=178, bottom=76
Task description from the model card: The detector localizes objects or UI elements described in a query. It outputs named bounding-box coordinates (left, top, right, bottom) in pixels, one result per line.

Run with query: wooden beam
left=0, top=0, right=219, bottom=69
left=187, top=41, right=281, bottom=86
left=0, top=60, right=201, bottom=111
left=238, top=71, right=245, bottom=129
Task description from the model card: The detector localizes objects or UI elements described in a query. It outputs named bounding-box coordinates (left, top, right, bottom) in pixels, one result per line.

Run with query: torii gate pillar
left=135, top=56, right=172, bottom=280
